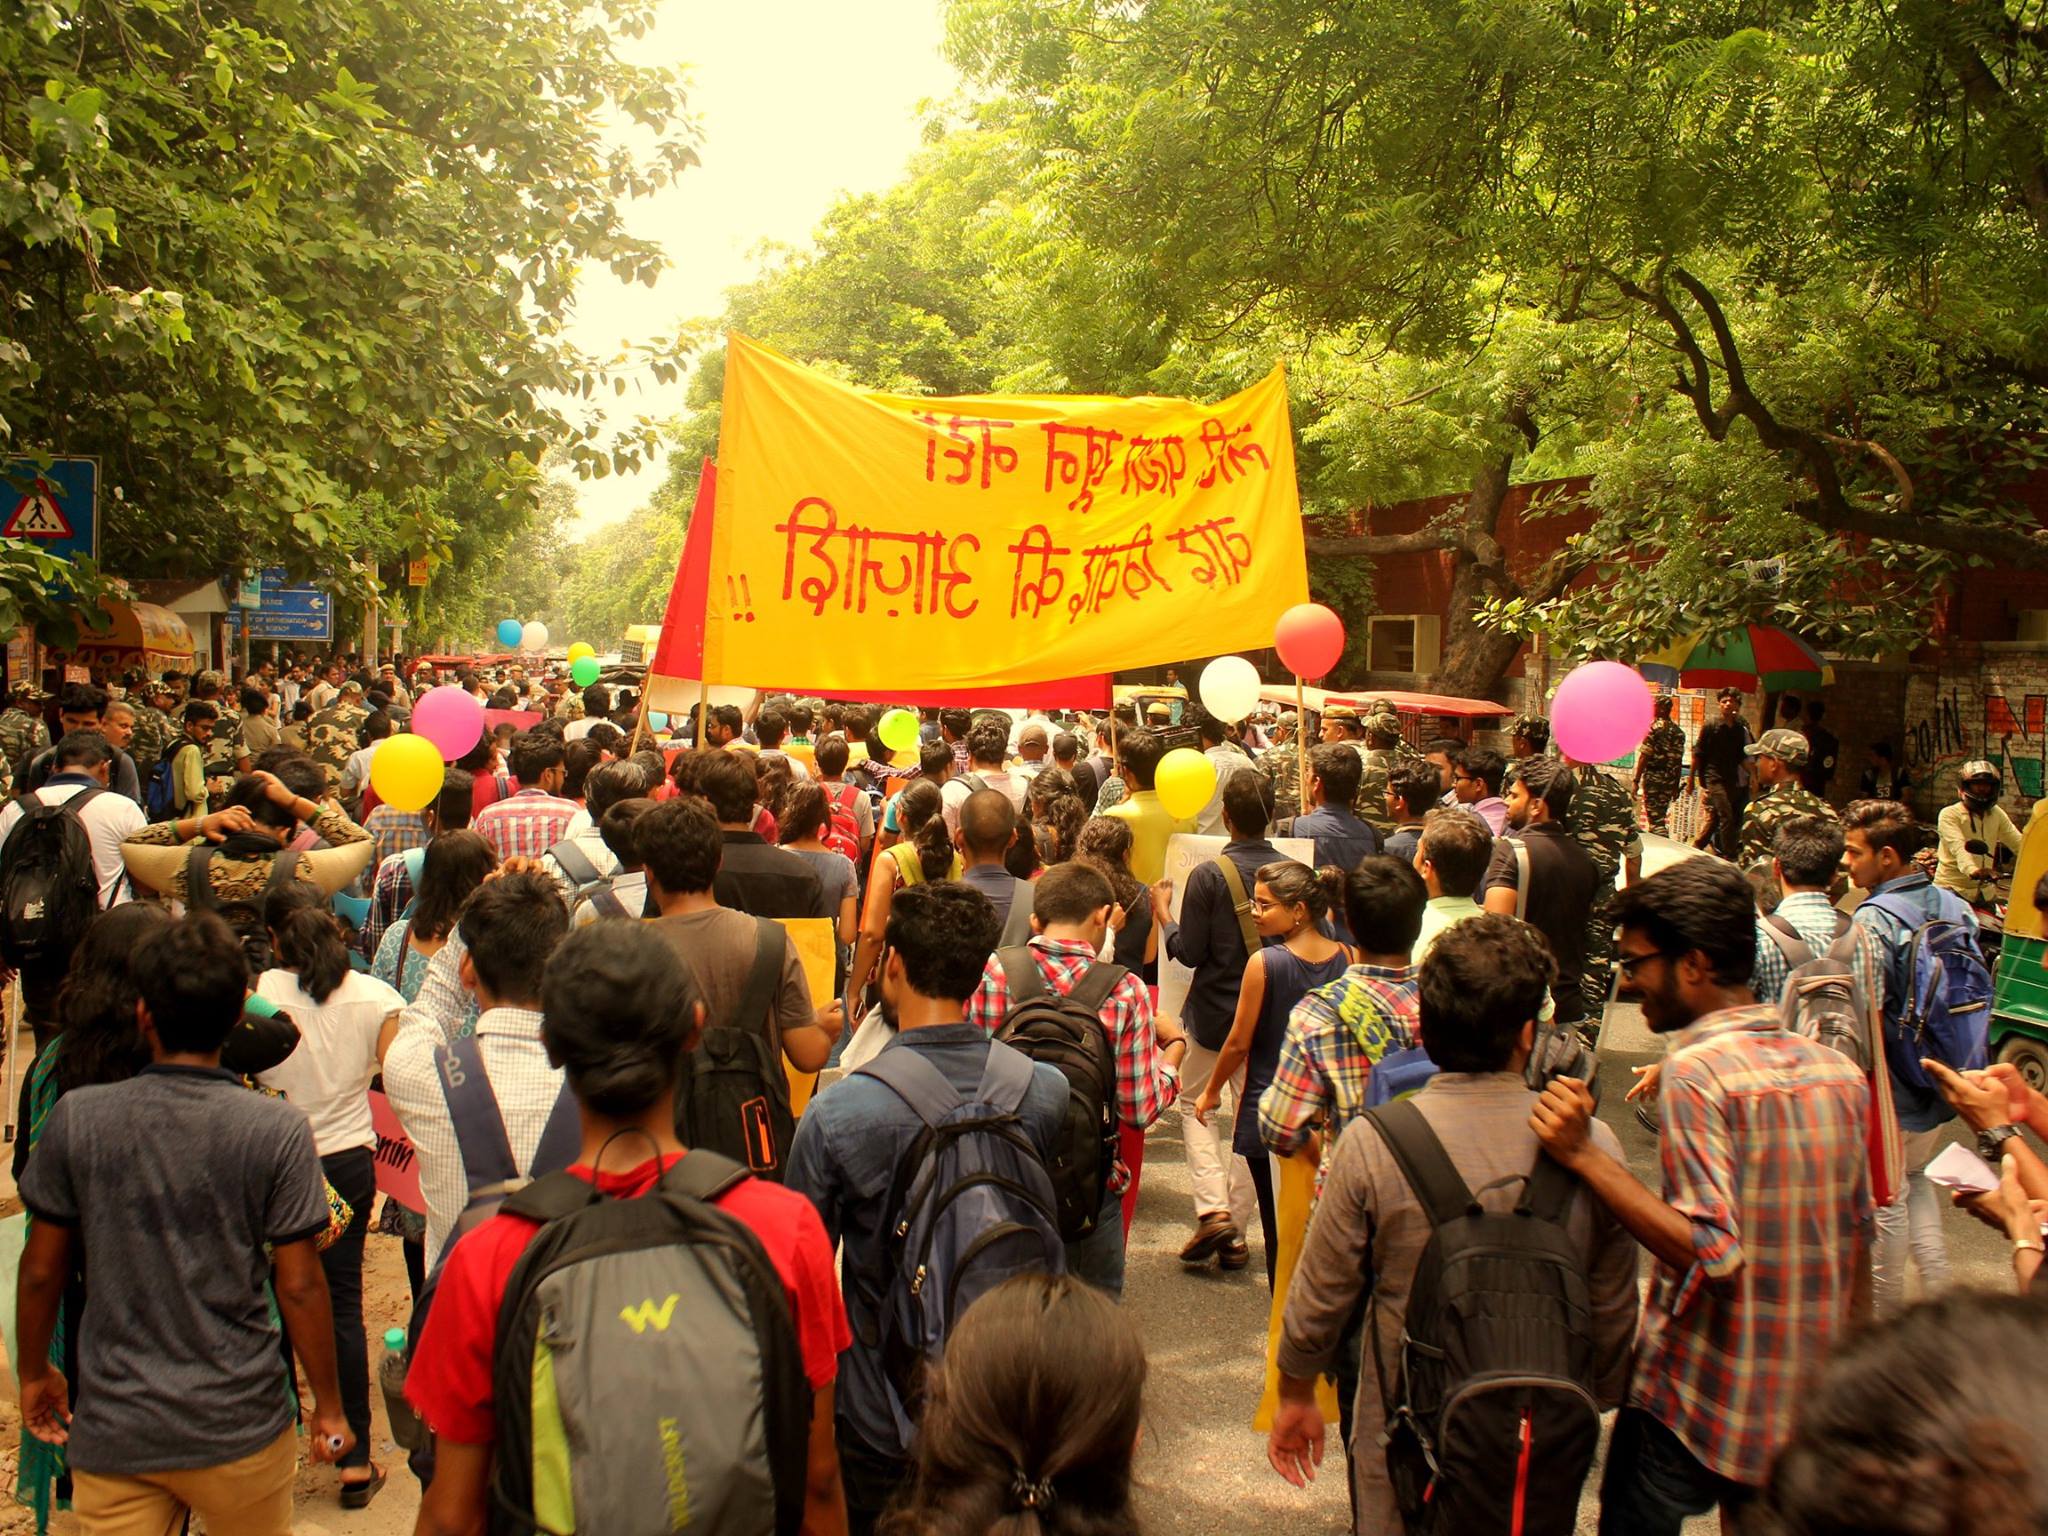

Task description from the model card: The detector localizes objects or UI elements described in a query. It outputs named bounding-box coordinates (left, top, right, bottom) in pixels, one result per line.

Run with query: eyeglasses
left=1615, top=951, right=1669, bottom=980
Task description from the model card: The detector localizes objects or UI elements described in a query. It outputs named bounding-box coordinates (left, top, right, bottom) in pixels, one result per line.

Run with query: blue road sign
left=230, top=567, right=333, bottom=641
left=0, top=457, right=98, bottom=565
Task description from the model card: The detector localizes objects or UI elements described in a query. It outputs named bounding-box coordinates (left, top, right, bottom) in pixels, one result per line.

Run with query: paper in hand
left=1923, top=1141, right=2001, bottom=1195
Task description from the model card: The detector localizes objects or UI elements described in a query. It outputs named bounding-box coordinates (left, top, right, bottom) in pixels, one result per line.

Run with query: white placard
left=1157, top=832, right=1316, bottom=1020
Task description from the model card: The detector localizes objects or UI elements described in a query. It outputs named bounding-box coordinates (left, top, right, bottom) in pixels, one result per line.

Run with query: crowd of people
left=0, top=648, right=2040, bottom=1536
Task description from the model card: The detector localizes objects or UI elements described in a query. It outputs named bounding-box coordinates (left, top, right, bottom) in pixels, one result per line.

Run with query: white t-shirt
left=563, top=717, right=605, bottom=742
left=0, top=777, right=146, bottom=908
left=255, top=968, right=405, bottom=1156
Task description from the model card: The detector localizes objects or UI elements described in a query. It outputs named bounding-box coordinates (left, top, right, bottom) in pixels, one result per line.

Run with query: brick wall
left=1899, top=648, right=2048, bottom=822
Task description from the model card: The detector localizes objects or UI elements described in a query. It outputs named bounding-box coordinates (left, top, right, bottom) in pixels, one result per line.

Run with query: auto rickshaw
left=1989, top=815, right=2048, bottom=1087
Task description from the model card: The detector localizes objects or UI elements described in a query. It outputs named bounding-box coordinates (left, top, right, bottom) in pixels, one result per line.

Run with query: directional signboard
left=0, top=457, right=98, bottom=565
left=230, top=567, right=333, bottom=641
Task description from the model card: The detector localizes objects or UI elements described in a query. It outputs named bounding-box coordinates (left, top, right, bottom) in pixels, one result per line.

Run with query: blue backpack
left=855, top=1041, right=1064, bottom=1448
left=1365, top=1044, right=1438, bottom=1109
left=143, top=738, right=195, bottom=822
left=1861, top=881, right=1993, bottom=1091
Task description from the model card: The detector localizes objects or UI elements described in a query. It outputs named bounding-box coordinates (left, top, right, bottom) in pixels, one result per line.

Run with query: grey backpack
left=1764, top=912, right=1872, bottom=1072
left=488, top=1149, right=810, bottom=1536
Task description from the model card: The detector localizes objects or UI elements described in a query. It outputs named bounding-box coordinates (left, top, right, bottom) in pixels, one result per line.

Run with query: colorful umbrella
left=1639, top=625, right=1834, bottom=692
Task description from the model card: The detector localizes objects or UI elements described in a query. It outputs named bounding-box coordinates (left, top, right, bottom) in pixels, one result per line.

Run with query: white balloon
left=520, top=620, right=550, bottom=653
left=1198, top=654, right=1263, bottom=723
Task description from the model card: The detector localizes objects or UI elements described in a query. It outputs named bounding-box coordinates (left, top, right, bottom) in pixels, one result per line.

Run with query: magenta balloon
left=1549, top=662, right=1654, bottom=764
left=1274, top=603, right=1346, bottom=679
left=412, top=685, right=485, bottom=761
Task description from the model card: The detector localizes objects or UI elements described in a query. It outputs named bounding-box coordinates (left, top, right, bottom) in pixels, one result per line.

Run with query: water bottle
left=378, top=1326, right=424, bottom=1451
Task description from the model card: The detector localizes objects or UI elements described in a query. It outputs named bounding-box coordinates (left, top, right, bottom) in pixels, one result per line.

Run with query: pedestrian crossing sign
left=0, top=457, right=96, bottom=563
left=3, top=482, right=73, bottom=539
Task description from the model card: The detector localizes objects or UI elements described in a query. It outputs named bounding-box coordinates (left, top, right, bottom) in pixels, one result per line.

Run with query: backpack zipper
left=1511, top=1408, right=1531, bottom=1536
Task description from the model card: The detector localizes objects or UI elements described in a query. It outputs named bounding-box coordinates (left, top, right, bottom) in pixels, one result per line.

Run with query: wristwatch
left=1977, top=1123, right=2023, bottom=1163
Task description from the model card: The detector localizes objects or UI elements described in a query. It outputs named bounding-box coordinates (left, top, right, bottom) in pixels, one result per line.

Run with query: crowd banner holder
left=695, top=681, right=710, bottom=751
left=626, top=688, right=651, bottom=758
left=1294, top=675, right=1309, bottom=818
left=4, top=974, right=23, bottom=1146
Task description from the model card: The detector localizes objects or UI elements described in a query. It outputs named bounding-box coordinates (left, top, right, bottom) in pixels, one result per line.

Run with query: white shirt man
left=0, top=740, right=147, bottom=907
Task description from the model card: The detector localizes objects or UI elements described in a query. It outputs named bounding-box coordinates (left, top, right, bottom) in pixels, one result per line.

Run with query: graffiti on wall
left=1903, top=675, right=2048, bottom=817
left=1986, top=693, right=2047, bottom=802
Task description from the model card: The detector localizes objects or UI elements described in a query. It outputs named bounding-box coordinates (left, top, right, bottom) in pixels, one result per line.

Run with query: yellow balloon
left=566, top=642, right=595, bottom=664
left=369, top=732, right=446, bottom=813
left=1154, top=747, right=1218, bottom=820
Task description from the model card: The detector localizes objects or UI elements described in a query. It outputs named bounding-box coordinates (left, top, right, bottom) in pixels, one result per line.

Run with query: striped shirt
left=1632, top=1003, right=1871, bottom=1486
left=1257, top=963, right=1419, bottom=1156
left=1749, top=890, right=1883, bottom=1013
left=472, top=788, right=579, bottom=863
left=965, top=936, right=1174, bottom=1193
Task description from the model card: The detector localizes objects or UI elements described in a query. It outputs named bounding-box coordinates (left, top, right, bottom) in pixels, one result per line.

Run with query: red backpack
left=820, top=780, right=864, bottom=865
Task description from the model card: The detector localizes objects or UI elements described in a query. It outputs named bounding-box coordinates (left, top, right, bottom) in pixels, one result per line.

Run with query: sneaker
left=1217, top=1233, right=1251, bottom=1270
left=1179, top=1212, right=1233, bottom=1265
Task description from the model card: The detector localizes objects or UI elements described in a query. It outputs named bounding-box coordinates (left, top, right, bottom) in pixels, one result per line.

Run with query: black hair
left=888, top=882, right=1001, bottom=1001
left=560, top=738, right=602, bottom=800
left=637, top=797, right=723, bottom=895
left=456, top=734, right=496, bottom=773
left=966, top=722, right=1008, bottom=767
left=755, top=707, right=787, bottom=748
left=263, top=879, right=351, bottom=1003
left=600, top=797, right=655, bottom=865
left=1780, top=694, right=1804, bottom=721
left=1308, top=741, right=1363, bottom=806
left=434, top=766, right=475, bottom=831
left=696, top=748, right=759, bottom=825
left=1417, top=808, right=1493, bottom=893
left=896, top=779, right=956, bottom=883
left=1717, top=685, right=1743, bottom=703
left=1774, top=815, right=1846, bottom=889
left=1418, top=914, right=1555, bottom=1073
left=1118, top=728, right=1165, bottom=789
left=959, top=789, right=1017, bottom=858
left=1871, top=739, right=1894, bottom=762
left=1052, top=731, right=1080, bottom=763
left=361, top=710, right=394, bottom=745
left=458, top=869, right=568, bottom=1004
left=709, top=703, right=745, bottom=738
left=1221, top=771, right=1270, bottom=837
left=239, top=684, right=269, bottom=716
left=1192, top=708, right=1227, bottom=747
left=183, top=700, right=219, bottom=726
left=1259, top=859, right=1333, bottom=921
left=816, top=734, right=850, bottom=777
left=939, top=707, right=972, bottom=739
left=55, top=904, right=170, bottom=1091
left=223, top=772, right=298, bottom=834
left=541, top=922, right=701, bottom=1119
left=1341, top=855, right=1427, bottom=953
left=1607, top=857, right=1757, bottom=985
left=411, top=830, right=497, bottom=944
left=137, top=911, right=251, bottom=1053
left=1033, top=862, right=1114, bottom=926
left=57, top=682, right=107, bottom=717
left=785, top=700, right=813, bottom=733
left=1458, top=746, right=1506, bottom=796
left=1389, top=763, right=1440, bottom=821
left=508, top=732, right=564, bottom=785
left=583, top=759, right=645, bottom=821
left=51, top=730, right=113, bottom=772
left=1517, top=757, right=1576, bottom=819
left=1842, top=798, right=1920, bottom=861
left=581, top=684, right=609, bottom=717
left=779, top=780, right=831, bottom=845
left=920, top=739, right=954, bottom=778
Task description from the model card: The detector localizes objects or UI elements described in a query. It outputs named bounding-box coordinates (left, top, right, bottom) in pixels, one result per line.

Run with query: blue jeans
left=1598, top=1408, right=1755, bottom=1536
left=1062, top=1187, right=1127, bottom=1298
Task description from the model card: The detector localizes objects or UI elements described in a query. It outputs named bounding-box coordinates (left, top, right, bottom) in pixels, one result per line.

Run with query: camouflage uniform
left=126, top=700, right=176, bottom=779
left=1635, top=717, right=1687, bottom=835
left=1569, top=765, right=1644, bottom=1017
left=1363, top=699, right=1427, bottom=765
left=307, top=700, right=369, bottom=792
left=1737, top=780, right=1837, bottom=871
left=1354, top=746, right=1400, bottom=835
left=1258, top=739, right=1303, bottom=821
left=199, top=703, right=243, bottom=778
left=0, top=699, right=50, bottom=784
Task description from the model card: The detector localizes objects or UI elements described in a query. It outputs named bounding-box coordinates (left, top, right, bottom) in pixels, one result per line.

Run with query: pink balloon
left=1550, top=662, right=1654, bottom=765
left=411, top=685, right=485, bottom=762
left=1274, top=603, right=1346, bottom=679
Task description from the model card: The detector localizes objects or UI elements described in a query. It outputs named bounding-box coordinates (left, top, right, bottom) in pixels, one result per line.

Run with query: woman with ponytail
left=880, top=1274, right=1146, bottom=1536
left=844, top=779, right=961, bottom=1010
left=1190, top=859, right=1352, bottom=1287
left=255, top=879, right=405, bottom=1506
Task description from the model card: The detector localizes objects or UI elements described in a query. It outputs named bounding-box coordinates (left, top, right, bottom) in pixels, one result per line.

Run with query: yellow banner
left=706, top=334, right=1308, bottom=692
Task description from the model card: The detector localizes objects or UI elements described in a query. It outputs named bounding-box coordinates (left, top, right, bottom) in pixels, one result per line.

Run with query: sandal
left=339, top=1461, right=386, bottom=1509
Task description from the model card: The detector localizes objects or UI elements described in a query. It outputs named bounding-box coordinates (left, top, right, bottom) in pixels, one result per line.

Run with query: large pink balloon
left=1550, top=662, right=1654, bottom=764
left=411, top=685, right=485, bottom=762
left=1274, top=603, right=1346, bottom=679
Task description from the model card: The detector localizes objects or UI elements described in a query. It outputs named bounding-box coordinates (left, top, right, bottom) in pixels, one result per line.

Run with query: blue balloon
left=648, top=712, right=669, bottom=730
left=495, top=618, right=522, bottom=647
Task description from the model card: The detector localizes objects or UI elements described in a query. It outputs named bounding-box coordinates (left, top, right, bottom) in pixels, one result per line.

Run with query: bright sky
left=562, top=0, right=961, bottom=538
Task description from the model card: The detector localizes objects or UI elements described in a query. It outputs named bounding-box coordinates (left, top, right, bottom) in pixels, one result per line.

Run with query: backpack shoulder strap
left=437, top=1035, right=520, bottom=1193
left=547, top=838, right=601, bottom=888
left=737, top=915, right=784, bottom=1032
left=1513, top=839, right=1531, bottom=922
left=1763, top=915, right=1814, bottom=967
left=975, top=1038, right=1034, bottom=1114
left=660, top=1147, right=750, bottom=1204
left=856, top=1043, right=968, bottom=1127
left=1828, top=907, right=1853, bottom=940
left=58, top=786, right=104, bottom=819
left=531, top=1083, right=581, bottom=1177
left=1364, top=1099, right=1478, bottom=1227
left=996, top=881, right=1036, bottom=950
left=501, top=1169, right=599, bottom=1224
left=998, top=944, right=1047, bottom=1007
left=1212, top=855, right=1260, bottom=952
left=1065, top=959, right=1130, bottom=1016
left=588, top=885, right=627, bottom=921
left=185, top=845, right=216, bottom=910
left=265, top=848, right=299, bottom=897
left=1518, top=1150, right=1580, bottom=1224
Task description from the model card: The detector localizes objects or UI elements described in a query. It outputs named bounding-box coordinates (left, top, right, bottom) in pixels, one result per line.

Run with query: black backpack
left=185, top=846, right=299, bottom=975
left=1365, top=1100, right=1600, bottom=1536
left=990, top=946, right=1121, bottom=1240
left=674, top=916, right=797, bottom=1181
left=0, top=788, right=106, bottom=971
left=489, top=1150, right=811, bottom=1536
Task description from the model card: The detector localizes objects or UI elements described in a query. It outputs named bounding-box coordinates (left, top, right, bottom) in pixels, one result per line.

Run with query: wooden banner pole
left=695, top=681, right=710, bottom=749
left=1295, top=674, right=1310, bottom=814
left=626, top=687, right=650, bottom=757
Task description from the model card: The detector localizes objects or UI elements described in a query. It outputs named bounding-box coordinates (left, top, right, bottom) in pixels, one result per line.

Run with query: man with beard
left=1481, top=757, right=1599, bottom=1034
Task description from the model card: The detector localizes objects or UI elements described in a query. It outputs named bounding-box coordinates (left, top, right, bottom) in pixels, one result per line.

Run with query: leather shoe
left=1217, top=1233, right=1251, bottom=1270
left=1179, top=1212, right=1233, bottom=1265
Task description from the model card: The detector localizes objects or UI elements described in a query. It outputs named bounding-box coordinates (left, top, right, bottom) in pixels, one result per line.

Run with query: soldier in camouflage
left=124, top=674, right=177, bottom=784
left=1737, top=728, right=1838, bottom=873
left=1632, top=695, right=1687, bottom=835
left=1354, top=710, right=1406, bottom=837
left=0, top=680, right=50, bottom=788
left=1256, top=710, right=1304, bottom=819
left=1505, top=714, right=1552, bottom=793
left=190, top=670, right=242, bottom=781
left=307, top=678, right=370, bottom=793
left=1363, top=698, right=1428, bottom=765
left=1566, top=759, right=1645, bottom=1019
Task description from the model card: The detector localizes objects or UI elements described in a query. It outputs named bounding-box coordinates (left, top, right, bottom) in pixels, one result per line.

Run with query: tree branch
left=1305, top=524, right=1464, bottom=557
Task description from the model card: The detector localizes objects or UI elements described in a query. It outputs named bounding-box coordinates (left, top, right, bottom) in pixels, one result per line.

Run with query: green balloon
left=571, top=656, right=600, bottom=687
left=879, top=707, right=920, bottom=753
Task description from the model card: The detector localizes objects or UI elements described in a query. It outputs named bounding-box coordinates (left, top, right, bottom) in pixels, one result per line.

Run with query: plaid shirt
left=1633, top=1003, right=1871, bottom=1485
left=1258, top=963, right=1419, bottom=1156
left=1750, top=890, right=1883, bottom=1014
left=965, top=936, right=1174, bottom=1193
left=359, top=849, right=419, bottom=959
left=366, top=804, right=431, bottom=872
left=472, top=787, right=579, bottom=863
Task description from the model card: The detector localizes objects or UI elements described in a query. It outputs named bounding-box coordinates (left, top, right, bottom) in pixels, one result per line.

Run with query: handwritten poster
left=707, top=333, right=1309, bottom=692
left=368, top=1089, right=424, bottom=1213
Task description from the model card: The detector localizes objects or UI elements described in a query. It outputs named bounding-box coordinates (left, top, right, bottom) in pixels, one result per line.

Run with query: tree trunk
left=1425, top=451, right=1525, bottom=700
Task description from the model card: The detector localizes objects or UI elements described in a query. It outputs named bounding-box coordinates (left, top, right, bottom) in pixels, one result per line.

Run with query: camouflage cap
left=1278, top=710, right=1300, bottom=727
left=1745, top=727, right=1811, bottom=767
left=8, top=679, right=47, bottom=700
left=1364, top=710, right=1402, bottom=737
left=1322, top=704, right=1361, bottom=723
left=1959, top=758, right=2000, bottom=783
left=337, top=677, right=365, bottom=697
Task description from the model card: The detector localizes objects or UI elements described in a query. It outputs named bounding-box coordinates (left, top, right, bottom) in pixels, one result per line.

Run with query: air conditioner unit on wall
left=1367, top=614, right=1442, bottom=676
left=2016, top=610, right=2048, bottom=645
